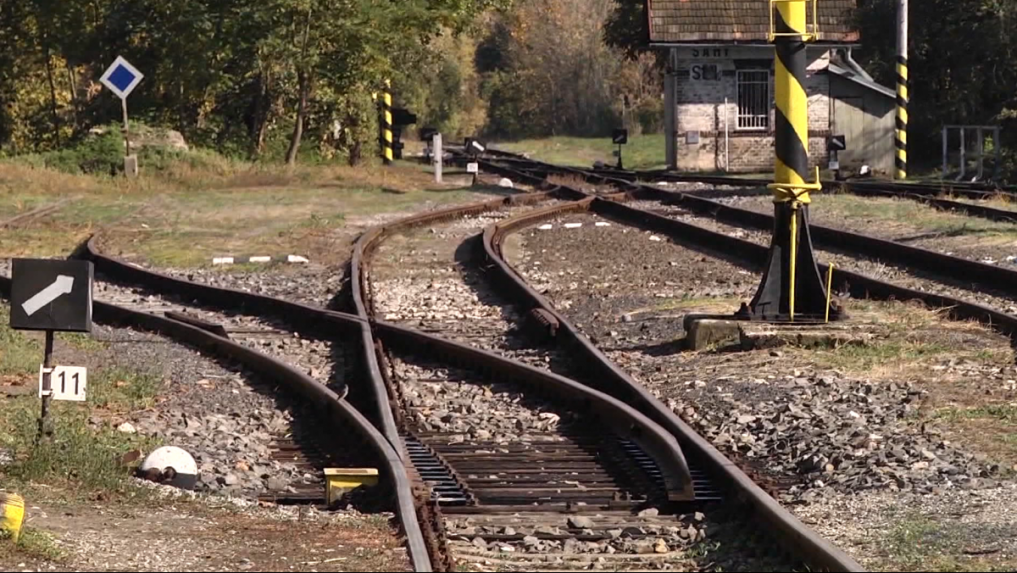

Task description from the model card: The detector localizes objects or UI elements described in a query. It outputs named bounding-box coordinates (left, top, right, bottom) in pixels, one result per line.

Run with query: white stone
left=117, top=422, right=136, bottom=434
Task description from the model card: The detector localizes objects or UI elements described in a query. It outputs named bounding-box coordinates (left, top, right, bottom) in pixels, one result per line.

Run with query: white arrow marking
left=22, top=275, right=75, bottom=316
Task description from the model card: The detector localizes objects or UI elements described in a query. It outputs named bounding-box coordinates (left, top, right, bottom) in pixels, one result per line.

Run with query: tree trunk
left=43, top=41, right=60, bottom=146
left=66, top=63, right=79, bottom=131
left=285, top=70, right=309, bottom=165
left=248, top=73, right=270, bottom=160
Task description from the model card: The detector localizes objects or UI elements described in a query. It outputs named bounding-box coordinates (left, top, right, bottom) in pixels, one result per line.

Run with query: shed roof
left=647, top=0, right=859, bottom=44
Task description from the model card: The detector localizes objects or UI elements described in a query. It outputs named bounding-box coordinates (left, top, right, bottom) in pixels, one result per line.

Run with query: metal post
left=942, top=126, right=948, bottom=179
left=724, top=96, right=730, bottom=171
left=122, top=98, right=131, bottom=157
left=37, top=331, right=54, bottom=444
left=747, top=0, right=833, bottom=322
left=664, top=49, right=677, bottom=171
left=958, top=128, right=966, bottom=181
left=382, top=80, right=393, bottom=165
left=433, top=133, right=443, bottom=184
left=976, top=127, right=985, bottom=180
left=895, top=0, right=909, bottom=180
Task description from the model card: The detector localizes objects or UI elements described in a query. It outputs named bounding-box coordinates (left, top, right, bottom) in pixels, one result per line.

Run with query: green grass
left=89, top=368, right=161, bottom=412
left=0, top=528, right=64, bottom=563
left=880, top=516, right=1017, bottom=572
left=0, top=311, right=162, bottom=495
left=0, top=164, right=485, bottom=265
left=0, top=308, right=41, bottom=377
left=816, top=339, right=952, bottom=372
left=935, top=404, right=1017, bottom=424
left=492, top=134, right=669, bottom=170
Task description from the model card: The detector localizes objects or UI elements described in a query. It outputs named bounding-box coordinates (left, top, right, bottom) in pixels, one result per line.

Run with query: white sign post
left=99, top=56, right=144, bottom=177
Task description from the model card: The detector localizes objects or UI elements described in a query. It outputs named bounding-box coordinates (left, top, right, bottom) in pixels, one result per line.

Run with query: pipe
left=724, top=96, right=730, bottom=171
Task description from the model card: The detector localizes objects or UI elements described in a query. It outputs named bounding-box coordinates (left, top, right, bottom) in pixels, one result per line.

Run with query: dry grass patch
left=0, top=158, right=495, bottom=266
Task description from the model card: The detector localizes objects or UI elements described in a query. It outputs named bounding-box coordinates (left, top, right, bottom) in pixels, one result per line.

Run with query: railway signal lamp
left=612, top=128, right=628, bottom=169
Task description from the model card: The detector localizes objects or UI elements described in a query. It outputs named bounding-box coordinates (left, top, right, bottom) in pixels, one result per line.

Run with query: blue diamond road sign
left=100, top=56, right=144, bottom=100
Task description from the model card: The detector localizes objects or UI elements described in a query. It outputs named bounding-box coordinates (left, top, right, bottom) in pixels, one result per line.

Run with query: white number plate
left=39, top=365, right=87, bottom=402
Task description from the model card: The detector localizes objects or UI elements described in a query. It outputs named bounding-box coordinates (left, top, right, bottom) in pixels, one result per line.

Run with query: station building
left=647, top=0, right=896, bottom=175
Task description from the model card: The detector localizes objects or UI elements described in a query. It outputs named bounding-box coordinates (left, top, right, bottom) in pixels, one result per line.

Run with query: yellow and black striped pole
left=895, top=0, right=908, bottom=179
left=747, top=0, right=836, bottom=322
left=381, top=80, right=394, bottom=165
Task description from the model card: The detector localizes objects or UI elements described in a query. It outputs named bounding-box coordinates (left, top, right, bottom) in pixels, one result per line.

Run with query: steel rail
left=489, top=157, right=1017, bottom=307
left=0, top=274, right=433, bottom=573
left=485, top=151, right=1017, bottom=222
left=348, top=189, right=696, bottom=499
left=476, top=192, right=864, bottom=573
left=75, top=240, right=434, bottom=571
left=82, top=191, right=699, bottom=567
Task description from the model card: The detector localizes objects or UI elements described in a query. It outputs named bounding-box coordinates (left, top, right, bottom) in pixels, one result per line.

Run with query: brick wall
left=672, top=51, right=832, bottom=173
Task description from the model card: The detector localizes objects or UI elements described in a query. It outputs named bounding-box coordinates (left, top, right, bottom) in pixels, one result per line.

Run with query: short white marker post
left=433, top=133, right=443, bottom=184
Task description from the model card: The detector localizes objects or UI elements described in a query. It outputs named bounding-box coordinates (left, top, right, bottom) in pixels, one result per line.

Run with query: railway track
left=489, top=153, right=1017, bottom=223
left=90, top=277, right=354, bottom=504
left=357, top=197, right=728, bottom=571
left=349, top=179, right=861, bottom=570
left=479, top=153, right=1017, bottom=341
left=0, top=183, right=863, bottom=570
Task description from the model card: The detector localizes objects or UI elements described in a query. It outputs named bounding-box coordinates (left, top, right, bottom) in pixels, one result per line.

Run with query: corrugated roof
left=648, top=0, right=859, bottom=44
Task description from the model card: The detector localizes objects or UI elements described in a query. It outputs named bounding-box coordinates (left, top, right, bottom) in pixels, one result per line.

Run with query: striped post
left=382, top=80, right=394, bottom=165
left=895, top=0, right=909, bottom=180
left=747, top=0, right=837, bottom=321
left=773, top=0, right=809, bottom=198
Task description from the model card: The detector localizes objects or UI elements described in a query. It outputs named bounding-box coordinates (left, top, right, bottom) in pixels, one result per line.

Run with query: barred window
left=737, top=69, right=770, bottom=130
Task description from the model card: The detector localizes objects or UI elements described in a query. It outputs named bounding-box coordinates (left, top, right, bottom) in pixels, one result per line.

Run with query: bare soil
left=1, top=493, right=409, bottom=572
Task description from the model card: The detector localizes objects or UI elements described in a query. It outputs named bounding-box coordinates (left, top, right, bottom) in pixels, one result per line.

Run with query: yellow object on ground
left=0, top=493, right=25, bottom=543
left=324, top=468, right=379, bottom=505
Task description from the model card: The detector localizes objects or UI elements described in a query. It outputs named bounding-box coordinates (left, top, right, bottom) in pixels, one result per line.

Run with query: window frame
left=735, top=68, right=771, bottom=132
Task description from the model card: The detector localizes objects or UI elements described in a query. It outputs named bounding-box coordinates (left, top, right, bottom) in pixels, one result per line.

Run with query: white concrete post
left=664, top=49, right=677, bottom=171
left=433, top=133, right=442, bottom=184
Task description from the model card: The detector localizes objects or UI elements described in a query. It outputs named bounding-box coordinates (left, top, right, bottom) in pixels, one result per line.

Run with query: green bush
left=24, top=129, right=124, bottom=175
left=635, top=98, right=664, bottom=135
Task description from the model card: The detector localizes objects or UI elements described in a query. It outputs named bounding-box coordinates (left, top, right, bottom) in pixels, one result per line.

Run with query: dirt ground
left=0, top=490, right=409, bottom=572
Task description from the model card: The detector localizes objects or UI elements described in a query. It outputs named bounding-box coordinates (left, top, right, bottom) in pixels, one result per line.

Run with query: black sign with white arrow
left=613, top=129, right=628, bottom=145
left=830, top=135, right=847, bottom=151
left=10, top=259, right=93, bottom=332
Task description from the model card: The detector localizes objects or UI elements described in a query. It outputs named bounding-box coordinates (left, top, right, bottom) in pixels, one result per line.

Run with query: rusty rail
left=476, top=196, right=864, bottom=573
left=0, top=273, right=433, bottom=573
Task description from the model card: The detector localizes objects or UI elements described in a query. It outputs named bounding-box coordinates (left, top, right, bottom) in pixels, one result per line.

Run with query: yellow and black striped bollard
left=382, top=80, right=394, bottom=165
left=895, top=0, right=909, bottom=180
left=747, top=0, right=834, bottom=322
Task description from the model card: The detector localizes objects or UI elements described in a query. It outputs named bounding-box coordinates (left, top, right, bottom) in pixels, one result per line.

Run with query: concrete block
left=683, top=314, right=744, bottom=350
left=124, top=155, right=139, bottom=178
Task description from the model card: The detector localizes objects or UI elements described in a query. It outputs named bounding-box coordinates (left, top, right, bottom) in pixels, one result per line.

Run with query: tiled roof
left=648, top=0, right=859, bottom=44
